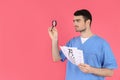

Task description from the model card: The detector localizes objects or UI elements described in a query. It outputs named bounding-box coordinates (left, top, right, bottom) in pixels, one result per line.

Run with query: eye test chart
left=60, top=46, right=84, bottom=65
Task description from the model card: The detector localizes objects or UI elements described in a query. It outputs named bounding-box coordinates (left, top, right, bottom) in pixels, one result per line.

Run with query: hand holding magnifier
left=51, top=20, right=57, bottom=31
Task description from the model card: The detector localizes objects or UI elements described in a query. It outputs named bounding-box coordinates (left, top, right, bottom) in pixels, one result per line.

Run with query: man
left=48, top=9, right=117, bottom=80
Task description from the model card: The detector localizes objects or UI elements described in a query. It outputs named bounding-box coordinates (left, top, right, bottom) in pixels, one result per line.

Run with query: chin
left=75, top=30, right=80, bottom=32
left=75, top=28, right=79, bottom=31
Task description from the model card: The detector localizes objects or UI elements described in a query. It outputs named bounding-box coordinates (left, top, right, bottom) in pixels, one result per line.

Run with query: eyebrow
left=73, top=19, right=80, bottom=22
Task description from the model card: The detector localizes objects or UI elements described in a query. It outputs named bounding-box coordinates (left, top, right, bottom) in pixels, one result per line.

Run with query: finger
left=79, top=63, right=86, bottom=67
left=48, top=27, right=52, bottom=31
left=52, top=28, right=58, bottom=33
left=80, top=67, right=89, bottom=73
left=84, top=64, right=89, bottom=66
left=80, top=63, right=90, bottom=67
left=52, top=27, right=57, bottom=30
left=82, top=69, right=88, bottom=73
left=79, top=65, right=85, bottom=70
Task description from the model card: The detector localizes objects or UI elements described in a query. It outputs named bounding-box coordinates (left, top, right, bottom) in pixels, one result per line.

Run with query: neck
left=80, top=29, right=94, bottom=38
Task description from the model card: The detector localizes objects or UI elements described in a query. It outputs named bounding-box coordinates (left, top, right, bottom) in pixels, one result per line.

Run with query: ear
left=86, top=19, right=90, bottom=25
left=85, top=20, right=91, bottom=28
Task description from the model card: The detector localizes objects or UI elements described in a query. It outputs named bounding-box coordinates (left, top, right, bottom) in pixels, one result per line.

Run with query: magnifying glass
left=51, top=20, right=57, bottom=31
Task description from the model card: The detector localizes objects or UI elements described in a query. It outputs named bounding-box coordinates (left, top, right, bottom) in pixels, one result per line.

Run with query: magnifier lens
left=52, top=20, right=57, bottom=27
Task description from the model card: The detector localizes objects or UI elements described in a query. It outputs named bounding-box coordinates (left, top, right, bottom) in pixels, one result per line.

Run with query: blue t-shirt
left=59, top=35, right=117, bottom=80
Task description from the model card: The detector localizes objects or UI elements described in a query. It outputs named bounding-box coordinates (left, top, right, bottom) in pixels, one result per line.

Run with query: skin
left=48, top=15, right=114, bottom=77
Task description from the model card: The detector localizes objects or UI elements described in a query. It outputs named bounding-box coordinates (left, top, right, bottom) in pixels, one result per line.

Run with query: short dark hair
left=74, top=9, right=92, bottom=25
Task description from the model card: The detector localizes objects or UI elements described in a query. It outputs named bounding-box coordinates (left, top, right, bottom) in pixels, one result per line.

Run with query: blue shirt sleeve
left=59, top=39, right=72, bottom=62
left=102, top=41, right=118, bottom=69
left=59, top=50, right=66, bottom=62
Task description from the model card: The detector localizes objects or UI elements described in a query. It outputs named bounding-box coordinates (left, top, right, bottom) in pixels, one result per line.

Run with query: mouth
left=74, top=26, right=79, bottom=29
left=74, top=25, right=79, bottom=27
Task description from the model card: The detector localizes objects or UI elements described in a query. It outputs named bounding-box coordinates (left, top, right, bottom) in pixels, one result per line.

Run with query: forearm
left=91, top=67, right=113, bottom=77
left=52, top=40, right=61, bottom=62
left=78, top=64, right=114, bottom=77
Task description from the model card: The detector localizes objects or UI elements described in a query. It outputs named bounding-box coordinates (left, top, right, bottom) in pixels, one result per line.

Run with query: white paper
left=60, top=46, right=84, bottom=65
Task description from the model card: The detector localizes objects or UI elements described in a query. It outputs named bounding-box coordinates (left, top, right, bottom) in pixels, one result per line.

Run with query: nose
left=73, top=24, right=76, bottom=27
left=73, top=22, right=78, bottom=27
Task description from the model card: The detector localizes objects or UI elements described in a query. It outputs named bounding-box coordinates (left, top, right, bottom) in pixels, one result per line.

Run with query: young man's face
left=73, top=16, right=87, bottom=32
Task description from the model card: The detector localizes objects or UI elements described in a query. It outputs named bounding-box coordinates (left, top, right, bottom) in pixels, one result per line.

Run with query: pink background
left=0, top=0, right=120, bottom=80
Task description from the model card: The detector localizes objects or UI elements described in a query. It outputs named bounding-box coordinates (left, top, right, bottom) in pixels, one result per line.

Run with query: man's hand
left=48, top=27, right=61, bottom=62
left=48, top=27, right=58, bottom=41
left=78, top=63, right=93, bottom=73
left=78, top=63, right=114, bottom=77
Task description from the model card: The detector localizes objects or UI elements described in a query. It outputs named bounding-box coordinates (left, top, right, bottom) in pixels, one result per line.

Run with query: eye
left=76, top=19, right=80, bottom=22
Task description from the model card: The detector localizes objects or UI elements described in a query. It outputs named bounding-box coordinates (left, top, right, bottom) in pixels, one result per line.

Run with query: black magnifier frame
left=51, top=20, right=57, bottom=30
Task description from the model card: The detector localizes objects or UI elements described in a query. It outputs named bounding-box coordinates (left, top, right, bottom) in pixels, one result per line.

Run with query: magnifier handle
left=51, top=25, right=55, bottom=30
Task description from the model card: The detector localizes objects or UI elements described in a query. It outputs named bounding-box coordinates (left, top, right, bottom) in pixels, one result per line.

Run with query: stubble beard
left=76, top=28, right=86, bottom=33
